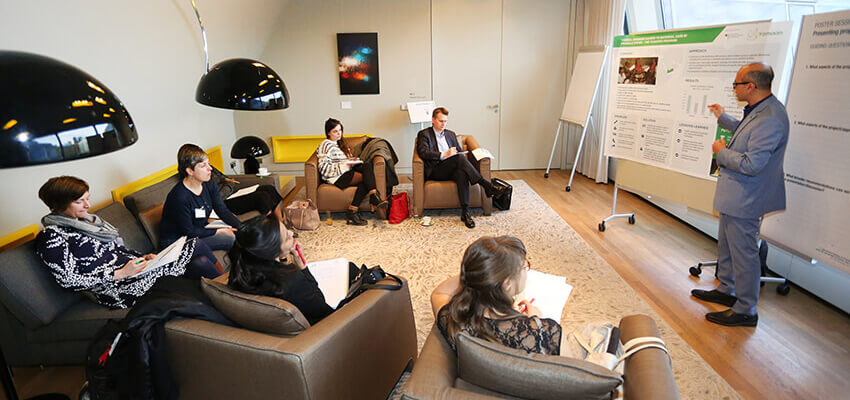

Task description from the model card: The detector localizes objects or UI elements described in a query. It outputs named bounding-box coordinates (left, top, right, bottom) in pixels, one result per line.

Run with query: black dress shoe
left=706, top=309, right=758, bottom=327
left=461, top=212, right=476, bottom=229
left=346, top=209, right=367, bottom=226
left=691, top=289, right=737, bottom=307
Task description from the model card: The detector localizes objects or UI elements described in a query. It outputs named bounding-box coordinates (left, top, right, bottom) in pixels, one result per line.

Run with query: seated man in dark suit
left=416, top=107, right=503, bottom=229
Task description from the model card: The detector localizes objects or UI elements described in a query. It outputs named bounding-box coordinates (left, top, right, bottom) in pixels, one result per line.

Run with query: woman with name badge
left=160, top=144, right=245, bottom=251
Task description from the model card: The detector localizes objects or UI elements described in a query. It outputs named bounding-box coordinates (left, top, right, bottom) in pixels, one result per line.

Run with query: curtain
left=562, top=0, right=626, bottom=183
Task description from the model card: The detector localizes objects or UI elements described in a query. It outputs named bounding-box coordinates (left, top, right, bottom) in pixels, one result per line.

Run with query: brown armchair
left=412, top=135, right=492, bottom=218
left=305, top=135, right=389, bottom=213
left=164, top=276, right=419, bottom=400
left=398, top=314, right=680, bottom=400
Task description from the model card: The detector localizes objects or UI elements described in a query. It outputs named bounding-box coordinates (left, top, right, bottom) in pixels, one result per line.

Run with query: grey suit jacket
left=713, top=95, right=789, bottom=219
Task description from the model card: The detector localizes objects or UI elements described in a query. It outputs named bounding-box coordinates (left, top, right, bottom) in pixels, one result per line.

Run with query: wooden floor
left=495, top=170, right=850, bottom=400
left=8, top=170, right=849, bottom=399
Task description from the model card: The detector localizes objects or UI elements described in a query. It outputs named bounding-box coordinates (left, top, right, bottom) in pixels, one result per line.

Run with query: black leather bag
left=336, top=265, right=403, bottom=309
left=491, top=178, right=513, bottom=210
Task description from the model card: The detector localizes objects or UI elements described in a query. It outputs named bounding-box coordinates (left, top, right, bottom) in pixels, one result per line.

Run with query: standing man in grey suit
left=691, top=62, right=789, bottom=327
left=416, top=107, right=503, bottom=228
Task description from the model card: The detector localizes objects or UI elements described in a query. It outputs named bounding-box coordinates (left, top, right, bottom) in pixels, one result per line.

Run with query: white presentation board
left=407, top=101, right=435, bottom=124
left=761, top=9, right=850, bottom=275
left=603, top=21, right=792, bottom=179
left=559, top=47, right=607, bottom=126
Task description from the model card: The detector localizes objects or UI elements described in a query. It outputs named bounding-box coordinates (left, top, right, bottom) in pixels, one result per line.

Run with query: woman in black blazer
left=227, top=215, right=335, bottom=324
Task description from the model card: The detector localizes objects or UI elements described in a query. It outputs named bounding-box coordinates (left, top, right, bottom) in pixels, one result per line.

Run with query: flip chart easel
left=544, top=46, right=608, bottom=192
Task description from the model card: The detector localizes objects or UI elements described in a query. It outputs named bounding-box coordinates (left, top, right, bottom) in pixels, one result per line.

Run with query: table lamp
left=231, top=136, right=270, bottom=174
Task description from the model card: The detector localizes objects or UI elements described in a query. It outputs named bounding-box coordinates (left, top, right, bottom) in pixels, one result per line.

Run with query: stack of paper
left=306, top=258, right=350, bottom=309
left=517, top=270, right=573, bottom=322
left=472, top=148, right=494, bottom=161
left=226, top=184, right=259, bottom=200
left=204, top=220, right=232, bottom=229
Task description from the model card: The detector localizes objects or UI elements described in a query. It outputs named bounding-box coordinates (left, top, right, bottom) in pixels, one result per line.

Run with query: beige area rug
left=292, top=180, right=739, bottom=399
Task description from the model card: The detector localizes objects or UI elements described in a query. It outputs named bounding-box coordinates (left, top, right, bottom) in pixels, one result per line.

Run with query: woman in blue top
left=160, top=144, right=243, bottom=250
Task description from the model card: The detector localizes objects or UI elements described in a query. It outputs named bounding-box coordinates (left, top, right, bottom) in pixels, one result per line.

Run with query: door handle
left=486, top=104, right=499, bottom=109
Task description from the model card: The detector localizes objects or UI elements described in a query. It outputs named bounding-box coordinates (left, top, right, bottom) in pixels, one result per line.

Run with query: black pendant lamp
left=0, top=51, right=138, bottom=169
left=191, top=0, right=290, bottom=110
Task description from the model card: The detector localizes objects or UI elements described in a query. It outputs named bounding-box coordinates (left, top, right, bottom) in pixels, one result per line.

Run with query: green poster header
left=614, top=27, right=724, bottom=48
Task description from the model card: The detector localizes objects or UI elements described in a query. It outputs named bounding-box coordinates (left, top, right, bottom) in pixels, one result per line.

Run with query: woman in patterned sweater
left=317, top=118, right=388, bottom=225
left=35, top=176, right=222, bottom=309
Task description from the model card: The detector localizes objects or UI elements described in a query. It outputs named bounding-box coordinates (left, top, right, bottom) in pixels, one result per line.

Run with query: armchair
left=412, top=135, right=492, bottom=218
left=164, top=276, right=419, bottom=400
left=305, top=136, right=388, bottom=213
left=399, top=314, right=680, bottom=400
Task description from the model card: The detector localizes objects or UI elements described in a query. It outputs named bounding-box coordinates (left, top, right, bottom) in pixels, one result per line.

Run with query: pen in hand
left=518, top=298, right=535, bottom=314
left=295, top=243, right=307, bottom=265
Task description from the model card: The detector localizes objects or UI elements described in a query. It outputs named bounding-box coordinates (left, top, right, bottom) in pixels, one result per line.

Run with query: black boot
left=369, top=192, right=389, bottom=219
left=346, top=209, right=367, bottom=226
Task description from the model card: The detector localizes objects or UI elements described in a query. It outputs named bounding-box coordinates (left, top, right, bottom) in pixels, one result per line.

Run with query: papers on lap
left=205, top=220, right=232, bottom=229
left=226, top=184, right=259, bottom=200
left=517, top=270, right=573, bottom=321
left=307, top=258, right=350, bottom=309
left=133, top=236, right=187, bottom=278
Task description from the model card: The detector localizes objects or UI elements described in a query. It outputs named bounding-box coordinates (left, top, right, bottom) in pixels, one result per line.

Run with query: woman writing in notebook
left=316, top=118, right=388, bottom=226
left=430, top=236, right=562, bottom=354
left=35, top=176, right=221, bottom=309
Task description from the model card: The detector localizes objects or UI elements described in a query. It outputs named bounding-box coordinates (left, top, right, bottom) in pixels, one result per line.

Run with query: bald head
left=740, top=62, right=774, bottom=92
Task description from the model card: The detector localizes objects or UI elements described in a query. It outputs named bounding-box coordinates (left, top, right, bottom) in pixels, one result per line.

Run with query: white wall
left=0, top=0, right=286, bottom=237
left=233, top=0, right=432, bottom=174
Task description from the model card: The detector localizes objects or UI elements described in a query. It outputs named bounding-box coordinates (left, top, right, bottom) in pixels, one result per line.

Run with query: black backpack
left=84, top=319, right=133, bottom=400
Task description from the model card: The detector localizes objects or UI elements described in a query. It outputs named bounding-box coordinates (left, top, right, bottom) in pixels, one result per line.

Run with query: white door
left=432, top=0, right=502, bottom=170
left=499, top=0, right=570, bottom=169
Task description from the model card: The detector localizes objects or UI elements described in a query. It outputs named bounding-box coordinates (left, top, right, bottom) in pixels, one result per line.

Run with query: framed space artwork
left=337, top=32, right=379, bottom=95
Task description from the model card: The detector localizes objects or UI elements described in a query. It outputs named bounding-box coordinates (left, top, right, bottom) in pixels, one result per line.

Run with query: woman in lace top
left=316, top=118, right=388, bottom=226
left=431, top=236, right=562, bottom=355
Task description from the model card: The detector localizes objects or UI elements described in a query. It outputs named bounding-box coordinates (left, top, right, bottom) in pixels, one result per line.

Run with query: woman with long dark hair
left=316, top=118, right=388, bottom=225
left=227, top=215, right=335, bottom=324
left=35, top=176, right=221, bottom=309
left=430, top=236, right=562, bottom=354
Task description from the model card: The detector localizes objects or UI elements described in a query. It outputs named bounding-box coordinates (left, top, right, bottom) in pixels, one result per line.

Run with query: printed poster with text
left=603, top=21, right=792, bottom=180
left=761, top=10, right=850, bottom=274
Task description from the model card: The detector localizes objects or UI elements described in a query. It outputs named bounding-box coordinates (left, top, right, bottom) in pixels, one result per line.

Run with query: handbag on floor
left=284, top=200, right=320, bottom=230
left=336, top=264, right=403, bottom=309
left=491, top=178, right=512, bottom=210
left=387, top=192, right=410, bottom=224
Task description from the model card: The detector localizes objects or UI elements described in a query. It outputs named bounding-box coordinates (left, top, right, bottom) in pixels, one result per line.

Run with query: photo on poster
left=337, top=33, right=380, bottom=95
left=618, top=57, right=658, bottom=85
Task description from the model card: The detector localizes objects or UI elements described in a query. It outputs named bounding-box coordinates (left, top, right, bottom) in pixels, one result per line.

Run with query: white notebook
left=306, top=258, right=350, bottom=309
left=516, top=270, right=573, bottom=322
left=131, top=236, right=187, bottom=278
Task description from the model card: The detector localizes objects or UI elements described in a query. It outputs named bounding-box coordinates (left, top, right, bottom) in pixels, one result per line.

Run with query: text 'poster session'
left=761, top=10, right=850, bottom=274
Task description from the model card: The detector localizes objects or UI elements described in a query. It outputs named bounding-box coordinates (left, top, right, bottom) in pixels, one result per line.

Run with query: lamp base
left=243, top=157, right=260, bottom=174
